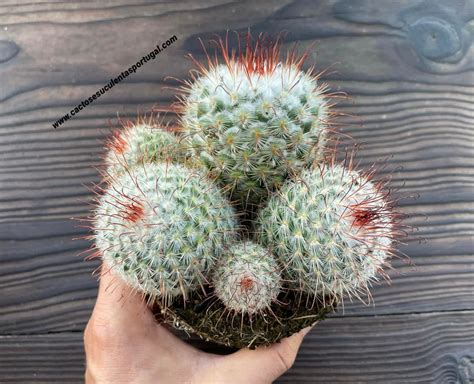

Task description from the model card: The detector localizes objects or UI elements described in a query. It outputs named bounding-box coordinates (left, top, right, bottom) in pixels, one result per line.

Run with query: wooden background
left=0, top=0, right=473, bottom=382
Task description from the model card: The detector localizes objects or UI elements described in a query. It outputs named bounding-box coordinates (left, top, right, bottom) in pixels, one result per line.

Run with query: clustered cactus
left=91, top=32, right=400, bottom=348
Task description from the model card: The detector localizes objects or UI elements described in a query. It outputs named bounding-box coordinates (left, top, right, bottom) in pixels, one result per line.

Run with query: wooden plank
left=0, top=0, right=472, bottom=222
left=0, top=88, right=472, bottom=220
left=0, top=218, right=472, bottom=333
left=0, top=333, right=85, bottom=384
left=0, top=311, right=472, bottom=383
left=0, top=221, right=99, bottom=334
left=280, top=311, right=474, bottom=383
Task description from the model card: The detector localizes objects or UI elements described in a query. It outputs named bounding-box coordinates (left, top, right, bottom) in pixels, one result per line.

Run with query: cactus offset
left=258, top=163, right=396, bottom=301
left=94, top=162, right=238, bottom=303
left=178, top=34, right=330, bottom=202
left=213, top=241, right=281, bottom=314
left=105, top=122, right=184, bottom=178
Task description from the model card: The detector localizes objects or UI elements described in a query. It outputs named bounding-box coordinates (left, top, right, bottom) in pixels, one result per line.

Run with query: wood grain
left=0, top=312, right=472, bottom=383
left=0, top=0, right=472, bottom=382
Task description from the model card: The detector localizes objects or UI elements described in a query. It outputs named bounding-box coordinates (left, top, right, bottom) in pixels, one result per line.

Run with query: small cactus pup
left=178, top=32, right=333, bottom=204
left=258, top=162, right=397, bottom=303
left=212, top=241, right=281, bottom=314
left=94, top=162, right=238, bottom=304
left=105, top=118, right=184, bottom=179
left=164, top=237, right=335, bottom=348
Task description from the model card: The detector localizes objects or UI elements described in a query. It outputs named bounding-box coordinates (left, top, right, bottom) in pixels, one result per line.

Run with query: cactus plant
left=94, top=162, right=238, bottom=303
left=105, top=121, right=184, bottom=178
left=178, top=34, right=330, bottom=203
left=88, top=32, right=402, bottom=349
left=258, top=163, right=395, bottom=301
left=212, top=241, right=281, bottom=314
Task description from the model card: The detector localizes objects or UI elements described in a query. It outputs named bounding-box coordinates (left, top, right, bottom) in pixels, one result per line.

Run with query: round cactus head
left=212, top=241, right=281, bottom=314
left=178, top=33, right=331, bottom=204
left=258, top=162, right=397, bottom=302
left=94, top=162, right=238, bottom=304
left=104, top=119, right=184, bottom=178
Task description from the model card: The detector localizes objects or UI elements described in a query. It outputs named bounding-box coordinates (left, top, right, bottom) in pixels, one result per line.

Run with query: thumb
left=91, top=262, right=155, bottom=329
left=220, top=326, right=312, bottom=383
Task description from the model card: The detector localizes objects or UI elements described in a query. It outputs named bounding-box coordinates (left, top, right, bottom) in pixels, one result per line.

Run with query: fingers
left=219, top=326, right=312, bottom=383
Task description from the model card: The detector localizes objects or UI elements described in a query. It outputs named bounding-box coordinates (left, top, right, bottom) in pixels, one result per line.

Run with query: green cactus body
left=94, top=162, right=238, bottom=302
left=105, top=123, right=183, bottom=178
left=180, top=62, right=329, bottom=202
left=258, top=164, right=394, bottom=300
left=213, top=241, right=281, bottom=314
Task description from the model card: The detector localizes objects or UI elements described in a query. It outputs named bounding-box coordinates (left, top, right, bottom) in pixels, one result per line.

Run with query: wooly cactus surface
left=90, top=33, right=401, bottom=349
left=212, top=241, right=281, bottom=314
left=179, top=40, right=329, bottom=203
left=105, top=123, right=184, bottom=178
left=258, top=164, right=394, bottom=301
left=94, top=162, right=238, bottom=303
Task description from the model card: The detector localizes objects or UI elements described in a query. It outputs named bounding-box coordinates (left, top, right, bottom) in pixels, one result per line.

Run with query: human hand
left=84, top=265, right=311, bottom=384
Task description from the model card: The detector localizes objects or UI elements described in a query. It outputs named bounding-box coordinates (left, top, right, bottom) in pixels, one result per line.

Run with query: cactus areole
left=91, top=32, right=401, bottom=349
